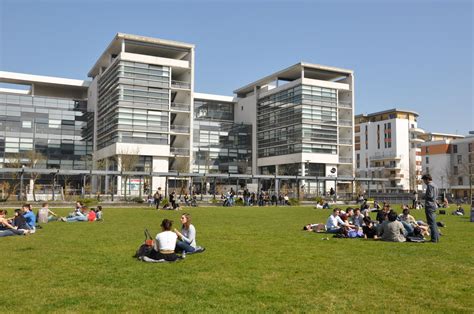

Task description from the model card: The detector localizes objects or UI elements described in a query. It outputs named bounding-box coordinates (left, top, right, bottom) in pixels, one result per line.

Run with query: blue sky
left=1, top=0, right=472, bottom=135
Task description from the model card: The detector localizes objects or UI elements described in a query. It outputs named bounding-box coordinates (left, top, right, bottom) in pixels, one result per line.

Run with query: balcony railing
left=170, top=125, right=190, bottom=133
left=339, top=157, right=353, bottom=164
left=339, top=119, right=352, bottom=126
left=170, top=102, right=190, bottom=111
left=338, top=101, right=352, bottom=108
left=170, top=147, right=190, bottom=156
left=339, top=138, right=352, bottom=145
left=370, top=152, right=401, bottom=160
left=171, top=80, right=191, bottom=89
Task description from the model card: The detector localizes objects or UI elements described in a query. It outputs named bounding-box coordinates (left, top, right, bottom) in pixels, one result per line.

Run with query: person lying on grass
left=303, top=223, right=326, bottom=232
left=0, top=210, right=30, bottom=237
left=174, top=213, right=205, bottom=254
left=59, top=206, right=96, bottom=222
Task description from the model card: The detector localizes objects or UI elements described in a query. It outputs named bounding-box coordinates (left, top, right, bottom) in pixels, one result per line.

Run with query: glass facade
left=257, top=85, right=338, bottom=158
left=97, top=60, right=170, bottom=149
left=193, top=99, right=252, bottom=174
left=0, top=92, right=92, bottom=170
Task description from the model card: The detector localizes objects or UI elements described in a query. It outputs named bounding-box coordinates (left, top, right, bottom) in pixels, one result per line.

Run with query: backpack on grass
left=133, top=229, right=154, bottom=259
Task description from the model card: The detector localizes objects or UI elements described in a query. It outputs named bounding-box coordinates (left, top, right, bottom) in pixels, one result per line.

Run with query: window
left=425, top=157, right=429, bottom=164
left=356, top=153, right=360, bottom=168
left=453, top=166, right=458, bottom=175
left=453, top=145, right=458, bottom=153
left=458, top=177, right=463, bottom=185
left=457, top=155, right=462, bottom=164
left=426, top=167, right=429, bottom=173
left=469, top=143, right=472, bottom=152
left=425, top=147, right=429, bottom=154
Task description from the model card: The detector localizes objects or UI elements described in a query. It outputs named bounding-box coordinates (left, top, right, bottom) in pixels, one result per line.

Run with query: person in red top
left=87, top=208, right=97, bottom=222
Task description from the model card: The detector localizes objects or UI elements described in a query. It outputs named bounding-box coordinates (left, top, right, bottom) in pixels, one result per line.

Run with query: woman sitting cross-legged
left=145, top=219, right=180, bottom=262
left=0, top=210, right=29, bottom=237
left=174, top=213, right=205, bottom=254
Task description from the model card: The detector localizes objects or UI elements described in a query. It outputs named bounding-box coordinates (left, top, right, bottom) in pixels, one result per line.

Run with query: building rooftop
left=88, top=33, right=195, bottom=77
left=234, top=62, right=353, bottom=95
left=0, top=71, right=90, bottom=89
left=355, top=108, right=419, bottom=119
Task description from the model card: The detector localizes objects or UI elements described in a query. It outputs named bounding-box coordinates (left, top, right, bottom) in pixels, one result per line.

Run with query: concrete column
left=105, top=158, right=110, bottom=194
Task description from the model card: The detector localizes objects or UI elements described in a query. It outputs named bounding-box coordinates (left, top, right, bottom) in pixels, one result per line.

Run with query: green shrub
left=160, top=198, right=169, bottom=206
left=314, top=196, right=323, bottom=204
left=131, top=197, right=144, bottom=203
left=77, top=198, right=98, bottom=207
left=288, top=198, right=300, bottom=206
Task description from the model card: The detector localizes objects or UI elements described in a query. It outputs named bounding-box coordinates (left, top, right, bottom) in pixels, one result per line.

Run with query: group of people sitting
left=137, top=213, right=205, bottom=263
left=304, top=203, right=433, bottom=242
left=0, top=204, right=38, bottom=237
left=58, top=201, right=103, bottom=222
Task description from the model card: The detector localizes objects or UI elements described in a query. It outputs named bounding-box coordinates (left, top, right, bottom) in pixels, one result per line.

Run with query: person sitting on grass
left=143, top=219, right=179, bottom=262
left=362, top=217, right=378, bottom=239
left=95, top=206, right=103, bottom=221
left=325, top=208, right=346, bottom=234
left=174, top=213, right=205, bottom=254
left=0, top=210, right=30, bottom=237
left=303, top=223, right=326, bottom=232
left=376, top=203, right=391, bottom=224
left=60, top=206, right=89, bottom=222
left=39, top=202, right=58, bottom=222
left=398, top=207, right=429, bottom=237
left=21, top=204, right=36, bottom=233
left=352, top=208, right=365, bottom=228
left=378, top=210, right=406, bottom=242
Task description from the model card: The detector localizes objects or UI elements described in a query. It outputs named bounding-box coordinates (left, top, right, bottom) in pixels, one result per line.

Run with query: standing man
left=422, top=174, right=439, bottom=243
left=412, top=190, right=418, bottom=209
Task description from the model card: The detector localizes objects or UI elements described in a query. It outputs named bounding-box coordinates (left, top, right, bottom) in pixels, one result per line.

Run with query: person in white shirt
left=326, top=208, right=345, bottom=233
left=148, top=219, right=179, bottom=262
left=174, top=213, right=205, bottom=254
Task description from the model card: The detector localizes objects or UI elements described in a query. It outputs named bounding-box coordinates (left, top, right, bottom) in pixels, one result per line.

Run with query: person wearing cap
left=422, top=174, right=439, bottom=243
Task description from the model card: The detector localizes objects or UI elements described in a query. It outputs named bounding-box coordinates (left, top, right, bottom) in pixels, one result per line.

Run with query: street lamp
left=19, top=165, right=25, bottom=201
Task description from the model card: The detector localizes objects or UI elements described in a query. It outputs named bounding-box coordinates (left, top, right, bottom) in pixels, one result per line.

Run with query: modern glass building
left=0, top=34, right=355, bottom=199
left=0, top=72, right=91, bottom=197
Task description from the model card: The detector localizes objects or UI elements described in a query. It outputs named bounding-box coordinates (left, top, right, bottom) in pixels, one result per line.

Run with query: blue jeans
left=400, top=221, right=413, bottom=236
left=67, top=216, right=88, bottom=222
left=425, top=208, right=439, bottom=242
left=175, top=240, right=196, bottom=253
left=327, top=227, right=342, bottom=234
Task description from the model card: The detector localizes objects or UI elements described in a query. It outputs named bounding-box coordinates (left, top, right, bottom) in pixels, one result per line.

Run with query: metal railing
left=339, top=119, right=352, bottom=126
left=339, top=157, right=353, bottom=164
left=170, top=125, right=190, bottom=133
left=339, top=139, right=352, bottom=145
left=170, top=147, right=190, bottom=156
left=171, top=80, right=191, bottom=89
left=170, top=102, right=190, bottom=111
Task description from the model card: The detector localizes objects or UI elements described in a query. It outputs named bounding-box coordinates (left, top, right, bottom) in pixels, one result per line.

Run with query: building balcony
left=339, top=138, right=352, bottom=145
left=170, top=102, right=190, bottom=112
left=338, top=119, right=352, bottom=127
left=410, top=137, right=425, bottom=144
left=171, top=80, right=191, bottom=90
left=339, top=157, right=353, bottom=164
left=409, top=127, right=425, bottom=135
left=338, top=101, right=352, bottom=109
left=170, top=125, right=190, bottom=134
left=370, top=152, right=401, bottom=161
left=170, top=147, right=190, bottom=156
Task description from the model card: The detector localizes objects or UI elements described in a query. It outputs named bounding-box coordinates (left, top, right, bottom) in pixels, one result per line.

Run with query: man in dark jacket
left=422, top=174, right=439, bottom=243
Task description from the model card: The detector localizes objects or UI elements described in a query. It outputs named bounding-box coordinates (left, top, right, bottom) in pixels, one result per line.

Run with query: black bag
left=133, top=229, right=154, bottom=259
left=407, top=235, right=425, bottom=243
left=439, top=210, right=446, bottom=215
left=437, top=221, right=446, bottom=227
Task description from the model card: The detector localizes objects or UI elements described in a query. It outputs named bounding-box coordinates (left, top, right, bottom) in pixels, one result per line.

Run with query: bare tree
left=24, top=150, right=46, bottom=201
left=116, top=148, right=140, bottom=200
left=2, top=153, right=22, bottom=200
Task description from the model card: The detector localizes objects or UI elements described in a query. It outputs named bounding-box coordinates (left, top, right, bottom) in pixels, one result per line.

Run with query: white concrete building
left=88, top=33, right=194, bottom=195
left=234, top=63, right=355, bottom=194
left=355, top=109, right=425, bottom=193
left=421, top=133, right=473, bottom=200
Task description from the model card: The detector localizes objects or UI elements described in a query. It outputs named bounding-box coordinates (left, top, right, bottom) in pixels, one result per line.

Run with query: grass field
left=0, top=204, right=473, bottom=312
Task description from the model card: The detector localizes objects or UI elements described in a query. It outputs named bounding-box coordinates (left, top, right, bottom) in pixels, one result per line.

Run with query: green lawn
left=1, top=204, right=473, bottom=312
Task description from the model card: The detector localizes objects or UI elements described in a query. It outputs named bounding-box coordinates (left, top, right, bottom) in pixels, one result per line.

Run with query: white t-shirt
left=154, top=231, right=177, bottom=251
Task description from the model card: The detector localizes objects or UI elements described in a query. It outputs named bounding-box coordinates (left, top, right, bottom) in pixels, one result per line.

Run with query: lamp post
left=20, top=165, right=25, bottom=201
